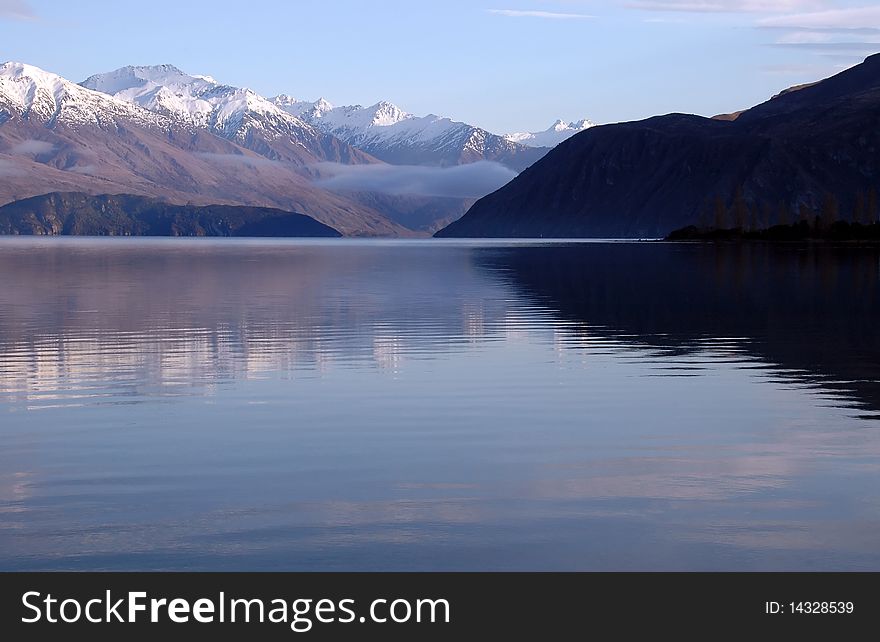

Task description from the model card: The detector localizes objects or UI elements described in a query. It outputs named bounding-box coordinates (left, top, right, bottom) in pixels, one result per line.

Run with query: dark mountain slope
left=0, top=193, right=341, bottom=237
left=438, top=54, right=880, bottom=238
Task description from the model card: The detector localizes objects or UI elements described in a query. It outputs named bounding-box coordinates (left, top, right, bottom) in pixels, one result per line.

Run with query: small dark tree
left=778, top=201, right=791, bottom=226
left=761, top=203, right=773, bottom=231
left=854, top=191, right=866, bottom=225
left=713, top=196, right=727, bottom=230
left=732, top=187, right=748, bottom=230
left=799, top=203, right=813, bottom=225
left=869, top=187, right=879, bottom=224
left=821, top=192, right=840, bottom=227
left=698, top=200, right=711, bottom=230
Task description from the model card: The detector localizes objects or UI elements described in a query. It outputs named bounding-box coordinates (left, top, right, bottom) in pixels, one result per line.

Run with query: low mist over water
left=312, top=161, right=517, bottom=198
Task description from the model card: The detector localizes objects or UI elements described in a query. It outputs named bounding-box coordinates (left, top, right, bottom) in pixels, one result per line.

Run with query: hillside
left=438, top=54, right=880, bottom=238
left=0, top=193, right=341, bottom=237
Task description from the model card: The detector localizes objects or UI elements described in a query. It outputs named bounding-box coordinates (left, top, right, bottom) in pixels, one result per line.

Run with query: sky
left=1, top=0, right=878, bottom=133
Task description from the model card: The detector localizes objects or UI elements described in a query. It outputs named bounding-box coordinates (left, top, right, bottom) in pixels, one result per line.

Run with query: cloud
left=625, top=0, right=880, bottom=61
left=0, top=0, right=34, bottom=20
left=775, top=30, right=836, bottom=44
left=756, top=6, right=880, bottom=60
left=488, top=9, right=594, bottom=19
left=760, top=62, right=843, bottom=75
left=193, top=152, right=281, bottom=168
left=64, top=164, right=98, bottom=175
left=768, top=42, right=880, bottom=61
left=10, top=139, right=56, bottom=155
left=642, top=16, right=689, bottom=23
left=758, top=6, right=880, bottom=30
left=0, top=158, right=25, bottom=177
left=312, top=161, right=517, bottom=199
left=771, top=41, right=880, bottom=51
left=626, top=1, right=825, bottom=12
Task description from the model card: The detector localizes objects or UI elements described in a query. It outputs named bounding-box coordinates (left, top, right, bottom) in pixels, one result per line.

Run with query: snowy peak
left=544, top=119, right=595, bottom=132
left=82, top=64, right=320, bottom=142
left=296, top=100, right=412, bottom=134
left=0, top=61, right=165, bottom=128
left=0, top=61, right=67, bottom=109
left=272, top=95, right=334, bottom=121
left=505, top=118, right=596, bottom=148
left=272, top=94, right=300, bottom=108
left=82, top=65, right=230, bottom=127
left=80, top=64, right=193, bottom=94
left=567, top=118, right=594, bottom=131
left=363, top=101, right=410, bottom=127
left=2, top=61, right=60, bottom=84
left=313, top=98, right=334, bottom=113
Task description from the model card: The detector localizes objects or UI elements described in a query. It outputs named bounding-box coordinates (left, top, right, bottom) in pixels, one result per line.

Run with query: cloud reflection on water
left=1, top=239, right=880, bottom=570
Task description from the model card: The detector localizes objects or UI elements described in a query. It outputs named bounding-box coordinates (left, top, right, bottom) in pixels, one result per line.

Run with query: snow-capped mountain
left=273, top=97, right=547, bottom=171
left=81, top=65, right=376, bottom=166
left=273, top=95, right=335, bottom=121
left=275, top=98, right=410, bottom=134
left=78, top=64, right=572, bottom=171
left=0, top=61, right=405, bottom=236
left=81, top=64, right=231, bottom=129
left=505, top=119, right=596, bottom=148
left=0, top=61, right=170, bottom=130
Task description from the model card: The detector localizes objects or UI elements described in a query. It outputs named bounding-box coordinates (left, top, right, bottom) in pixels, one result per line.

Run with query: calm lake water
left=1, top=238, right=879, bottom=571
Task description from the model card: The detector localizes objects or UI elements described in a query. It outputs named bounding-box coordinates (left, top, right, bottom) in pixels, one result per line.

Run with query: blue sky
left=1, top=0, right=878, bottom=132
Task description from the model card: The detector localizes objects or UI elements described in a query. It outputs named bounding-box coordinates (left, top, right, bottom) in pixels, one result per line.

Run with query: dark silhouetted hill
left=438, top=54, right=880, bottom=238
left=0, top=193, right=342, bottom=237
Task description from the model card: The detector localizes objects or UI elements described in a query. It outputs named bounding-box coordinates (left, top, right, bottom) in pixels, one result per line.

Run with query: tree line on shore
left=668, top=188, right=880, bottom=241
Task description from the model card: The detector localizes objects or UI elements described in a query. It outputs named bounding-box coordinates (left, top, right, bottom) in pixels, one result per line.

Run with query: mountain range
left=272, top=96, right=554, bottom=171
left=0, top=62, right=591, bottom=236
left=504, top=119, right=595, bottom=148
left=438, top=54, right=880, bottom=238
left=80, top=65, right=378, bottom=167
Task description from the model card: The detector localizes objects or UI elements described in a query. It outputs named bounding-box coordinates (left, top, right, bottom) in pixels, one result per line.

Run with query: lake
left=1, top=238, right=879, bottom=571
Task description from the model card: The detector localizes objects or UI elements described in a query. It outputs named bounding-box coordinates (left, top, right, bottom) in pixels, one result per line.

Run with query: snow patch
left=194, top=152, right=282, bottom=168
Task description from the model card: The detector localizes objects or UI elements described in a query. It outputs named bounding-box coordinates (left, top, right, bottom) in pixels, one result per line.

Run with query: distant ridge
left=504, top=119, right=596, bottom=148
left=0, top=193, right=342, bottom=237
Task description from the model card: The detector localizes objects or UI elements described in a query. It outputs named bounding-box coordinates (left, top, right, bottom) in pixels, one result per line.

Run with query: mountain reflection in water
left=0, top=238, right=878, bottom=571
left=477, top=242, right=880, bottom=415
